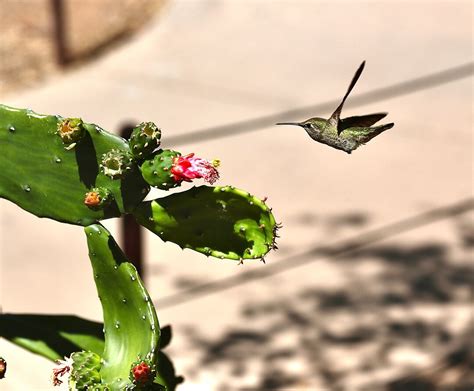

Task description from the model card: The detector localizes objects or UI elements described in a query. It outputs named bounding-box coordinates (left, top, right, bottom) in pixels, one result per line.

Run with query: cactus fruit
left=129, top=122, right=161, bottom=161
left=0, top=104, right=149, bottom=225
left=100, top=149, right=133, bottom=180
left=57, top=118, right=86, bottom=149
left=85, top=224, right=160, bottom=390
left=133, top=185, right=278, bottom=260
left=140, top=149, right=181, bottom=190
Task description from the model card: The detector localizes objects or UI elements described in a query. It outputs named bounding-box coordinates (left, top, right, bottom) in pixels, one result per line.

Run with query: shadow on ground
left=178, top=211, right=473, bottom=390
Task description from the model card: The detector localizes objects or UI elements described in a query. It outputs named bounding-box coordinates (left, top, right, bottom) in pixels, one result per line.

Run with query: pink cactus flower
left=171, top=153, right=220, bottom=184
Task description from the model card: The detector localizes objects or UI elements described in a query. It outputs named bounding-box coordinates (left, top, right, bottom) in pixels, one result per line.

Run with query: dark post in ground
left=120, top=123, right=144, bottom=277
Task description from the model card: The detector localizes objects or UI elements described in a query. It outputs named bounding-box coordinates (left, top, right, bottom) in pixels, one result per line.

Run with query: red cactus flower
left=171, top=153, right=219, bottom=184
left=132, top=361, right=152, bottom=384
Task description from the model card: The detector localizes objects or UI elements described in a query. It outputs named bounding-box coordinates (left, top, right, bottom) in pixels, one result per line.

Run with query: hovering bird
left=276, top=61, right=394, bottom=153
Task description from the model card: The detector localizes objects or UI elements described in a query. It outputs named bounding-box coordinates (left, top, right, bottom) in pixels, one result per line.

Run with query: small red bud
left=132, top=361, right=153, bottom=385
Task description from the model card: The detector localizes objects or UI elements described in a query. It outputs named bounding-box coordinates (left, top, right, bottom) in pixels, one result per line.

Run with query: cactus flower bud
left=84, top=187, right=112, bottom=210
left=171, top=153, right=219, bottom=184
left=100, top=149, right=133, bottom=179
left=129, top=122, right=161, bottom=160
left=52, top=356, right=72, bottom=386
left=57, top=118, right=85, bottom=149
left=130, top=360, right=155, bottom=386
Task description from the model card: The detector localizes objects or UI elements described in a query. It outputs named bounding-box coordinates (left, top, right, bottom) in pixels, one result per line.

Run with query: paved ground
left=0, top=0, right=164, bottom=95
left=1, top=1, right=472, bottom=390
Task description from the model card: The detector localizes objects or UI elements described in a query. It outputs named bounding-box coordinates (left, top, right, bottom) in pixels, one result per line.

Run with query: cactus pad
left=133, top=185, right=278, bottom=260
left=85, top=224, right=160, bottom=390
left=0, top=104, right=149, bottom=225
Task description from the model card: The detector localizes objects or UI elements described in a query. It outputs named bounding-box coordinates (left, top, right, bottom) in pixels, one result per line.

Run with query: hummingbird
left=276, top=61, right=394, bottom=153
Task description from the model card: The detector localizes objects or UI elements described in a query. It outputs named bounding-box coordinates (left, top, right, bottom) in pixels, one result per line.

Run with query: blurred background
left=0, top=0, right=472, bottom=390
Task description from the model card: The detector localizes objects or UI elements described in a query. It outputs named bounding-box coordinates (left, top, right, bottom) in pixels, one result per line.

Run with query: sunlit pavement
left=1, top=1, right=472, bottom=389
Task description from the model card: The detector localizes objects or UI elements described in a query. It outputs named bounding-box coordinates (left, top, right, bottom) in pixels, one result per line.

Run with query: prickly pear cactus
left=84, top=223, right=160, bottom=390
left=133, top=185, right=278, bottom=261
left=1, top=103, right=280, bottom=390
left=0, top=104, right=149, bottom=225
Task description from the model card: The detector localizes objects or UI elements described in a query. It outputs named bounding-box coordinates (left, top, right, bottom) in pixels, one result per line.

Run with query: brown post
left=50, top=0, right=69, bottom=66
left=120, top=123, right=144, bottom=277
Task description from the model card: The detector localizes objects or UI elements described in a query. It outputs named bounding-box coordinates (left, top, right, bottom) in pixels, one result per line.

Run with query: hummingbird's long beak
left=275, top=122, right=303, bottom=127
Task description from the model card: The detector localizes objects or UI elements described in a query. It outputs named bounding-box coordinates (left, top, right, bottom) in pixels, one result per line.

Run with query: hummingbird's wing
left=339, top=113, right=388, bottom=132
left=328, top=61, right=366, bottom=135
left=344, top=122, right=395, bottom=146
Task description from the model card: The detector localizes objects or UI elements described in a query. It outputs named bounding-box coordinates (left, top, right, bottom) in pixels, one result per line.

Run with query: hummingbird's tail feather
left=359, top=122, right=394, bottom=144
left=329, top=61, right=366, bottom=131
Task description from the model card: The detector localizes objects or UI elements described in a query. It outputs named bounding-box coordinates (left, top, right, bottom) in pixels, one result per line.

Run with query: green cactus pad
left=0, top=313, right=104, bottom=361
left=85, top=224, right=160, bottom=390
left=133, top=185, right=278, bottom=260
left=0, top=104, right=149, bottom=225
left=140, top=149, right=181, bottom=190
left=129, top=122, right=161, bottom=161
